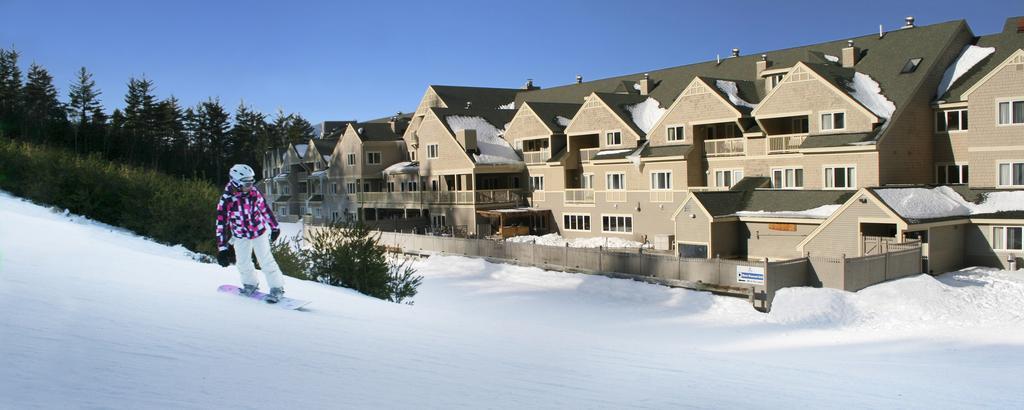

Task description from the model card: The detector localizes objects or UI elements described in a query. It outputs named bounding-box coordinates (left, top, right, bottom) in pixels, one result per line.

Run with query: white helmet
left=229, top=164, right=256, bottom=186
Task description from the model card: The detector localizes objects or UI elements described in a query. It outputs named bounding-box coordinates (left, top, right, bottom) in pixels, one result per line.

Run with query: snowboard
left=217, top=284, right=311, bottom=310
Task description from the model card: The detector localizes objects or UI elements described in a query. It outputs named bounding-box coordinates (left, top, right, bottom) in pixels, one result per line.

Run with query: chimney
left=456, top=129, right=477, bottom=152
left=388, top=112, right=407, bottom=134
left=756, top=54, right=771, bottom=76
left=902, top=16, right=915, bottom=29
left=731, top=48, right=740, bottom=58
left=576, top=74, right=583, bottom=84
left=1017, top=17, right=1024, bottom=33
left=639, top=73, right=652, bottom=96
left=522, top=78, right=540, bottom=90
left=842, top=40, right=860, bottom=68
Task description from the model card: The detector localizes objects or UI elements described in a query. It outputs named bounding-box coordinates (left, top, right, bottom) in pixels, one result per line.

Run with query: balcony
left=579, top=148, right=601, bottom=162
left=357, top=189, right=524, bottom=206
left=522, top=150, right=551, bottom=164
left=767, top=133, right=807, bottom=154
left=605, top=190, right=627, bottom=203
left=704, top=138, right=745, bottom=157
left=564, top=189, right=595, bottom=204
left=358, top=191, right=423, bottom=205
left=650, top=190, right=673, bottom=203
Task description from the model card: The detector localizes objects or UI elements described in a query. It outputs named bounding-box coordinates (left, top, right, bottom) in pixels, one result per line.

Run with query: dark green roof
left=697, top=76, right=759, bottom=115
left=312, top=138, right=338, bottom=156
left=731, top=176, right=771, bottom=192
left=940, top=17, right=1024, bottom=101
left=365, top=112, right=414, bottom=123
left=430, top=107, right=518, bottom=137
left=354, top=122, right=405, bottom=142
left=523, top=102, right=581, bottom=133
left=800, top=129, right=879, bottom=148
left=640, top=144, right=691, bottom=158
left=308, top=195, right=324, bottom=202
left=431, top=85, right=521, bottom=110
left=693, top=189, right=851, bottom=217
left=593, top=93, right=652, bottom=137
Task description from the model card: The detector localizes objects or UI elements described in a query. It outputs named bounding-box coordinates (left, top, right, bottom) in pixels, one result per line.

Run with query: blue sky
left=1, top=0, right=1020, bottom=124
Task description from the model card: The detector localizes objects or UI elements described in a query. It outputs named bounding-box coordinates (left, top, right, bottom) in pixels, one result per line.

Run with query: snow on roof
left=847, top=72, right=896, bottom=120
left=824, top=54, right=840, bottom=64
left=632, top=83, right=641, bottom=91
left=324, top=155, right=332, bottom=163
left=383, top=161, right=420, bottom=175
left=735, top=204, right=841, bottom=219
left=624, top=97, right=667, bottom=135
left=498, top=101, right=515, bottom=110
left=936, top=45, right=996, bottom=99
left=875, top=186, right=1024, bottom=220
left=715, top=80, right=757, bottom=110
left=310, top=170, right=328, bottom=177
left=595, top=149, right=633, bottom=156
left=294, top=144, right=309, bottom=158
left=555, top=116, right=572, bottom=128
left=445, top=115, right=521, bottom=165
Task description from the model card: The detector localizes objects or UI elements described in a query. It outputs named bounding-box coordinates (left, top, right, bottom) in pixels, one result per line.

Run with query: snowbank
left=506, top=233, right=650, bottom=248
left=875, top=185, right=1024, bottom=220
left=595, top=148, right=633, bottom=156
left=715, top=80, right=757, bottom=110
left=847, top=72, right=896, bottom=120
left=555, top=115, right=572, bottom=128
left=936, top=45, right=996, bottom=99
left=445, top=115, right=521, bottom=165
left=383, top=161, right=419, bottom=175
left=736, top=204, right=840, bottom=219
left=624, top=97, right=667, bottom=135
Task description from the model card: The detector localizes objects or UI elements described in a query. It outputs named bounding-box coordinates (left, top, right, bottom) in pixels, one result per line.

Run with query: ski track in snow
left=1, top=191, right=1023, bottom=408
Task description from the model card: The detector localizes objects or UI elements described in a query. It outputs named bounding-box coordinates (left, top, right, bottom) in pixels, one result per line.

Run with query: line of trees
left=0, top=47, right=318, bottom=185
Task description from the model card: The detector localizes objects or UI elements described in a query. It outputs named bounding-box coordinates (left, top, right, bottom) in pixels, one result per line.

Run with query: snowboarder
left=215, top=164, right=286, bottom=303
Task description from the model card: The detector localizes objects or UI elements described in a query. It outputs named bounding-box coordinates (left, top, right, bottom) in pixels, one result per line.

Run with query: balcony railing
left=650, top=190, right=673, bottom=203
left=767, top=133, right=808, bottom=154
left=605, top=190, right=627, bottom=203
left=522, top=150, right=551, bottom=164
left=704, top=138, right=745, bottom=157
left=579, top=148, right=601, bottom=162
left=357, top=189, right=524, bottom=206
left=565, top=189, right=595, bottom=204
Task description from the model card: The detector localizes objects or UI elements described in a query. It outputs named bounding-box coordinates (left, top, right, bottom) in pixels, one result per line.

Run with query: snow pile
left=506, top=233, right=650, bottom=249
left=554, top=115, right=572, bottom=128
left=875, top=185, right=1024, bottom=220
left=736, top=204, right=840, bottom=219
left=310, top=170, right=328, bottom=177
left=383, top=161, right=419, bottom=175
left=624, top=97, right=667, bottom=135
left=847, top=72, right=896, bottom=120
left=445, top=115, right=521, bottom=165
left=294, top=143, right=309, bottom=158
left=936, top=45, right=996, bottom=99
left=498, top=101, right=515, bottom=110
left=768, top=287, right=860, bottom=326
left=595, top=148, right=633, bottom=156
left=824, top=54, right=840, bottom=63
left=715, top=80, right=757, bottom=110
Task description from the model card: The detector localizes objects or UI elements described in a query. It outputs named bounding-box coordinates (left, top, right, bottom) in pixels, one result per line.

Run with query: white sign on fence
left=736, top=265, right=765, bottom=285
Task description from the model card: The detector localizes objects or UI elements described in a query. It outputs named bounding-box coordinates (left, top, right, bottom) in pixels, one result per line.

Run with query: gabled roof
left=522, top=102, right=582, bottom=134
left=800, top=129, right=880, bottom=149
left=353, top=122, right=406, bottom=142
left=429, top=107, right=520, bottom=165
left=699, top=76, right=759, bottom=115
left=312, top=138, right=338, bottom=158
left=691, top=188, right=851, bottom=218
left=430, top=85, right=522, bottom=111
left=868, top=185, right=1024, bottom=224
left=940, top=17, right=1024, bottom=102
left=592, top=93, right=653, bottom=137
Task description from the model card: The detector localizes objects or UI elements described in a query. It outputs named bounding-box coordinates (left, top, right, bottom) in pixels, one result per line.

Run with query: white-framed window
left=314, top=207, right=321, bottom=218
left=605, top=131, right=622, bottom=146
left=601, top=215, right=633, bottom=233
left=563, top=213, right=591, bottom=231
left=427, top=144, right=439, bottom=159
left=824, top=165, right=856, bottom=189
left=347, top=153, right=356, bottom=166
left=331, top=183, right=338, bottom=194
left=993, top=226, right=1023, bottom=250
left=820, top=111, right=846, bottom=131
left=792, top=117, right=809, bottom=133
left=650, top=171, right=672, bottom=190
left=998, top=161, right=1024, bottom=187
left=581, top=173, right=594, bottom=189
left=997, top=99, right=1024, bottom=125
left=936, top=163, right=969, bottom=184
left=387, top=182, right=395, bottom=192
left=606, top=173, right=626, bottom=190
left=410, top=150, right=417, bottom=161
left=346, top=182, right=357, bottom=194
left=279, top=207, right=287, bottom=215
left=766, top=74, right=784, bottom=90
left=366, top=152, right=381, bottom=165
left=714, top=169, right=744, bottom=188
left=431, top=215, right=447, bottom=228
left=936, top=109, right=968, bottom=132
left=529, top=176, right=544, bottom=191
left=771, top=167, right=804, bottom=189
left=283, top=186, right=290, bottom=195
left=667, top=125, right=685, bottom=142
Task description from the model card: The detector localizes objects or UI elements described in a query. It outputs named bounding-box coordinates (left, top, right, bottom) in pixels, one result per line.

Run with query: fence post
left=639, top=247, right=644, bottom=276
left=884, top=250, right=890, bottom=281
left=564, top=242, right=569, bottom=269
left=599, top=246, right=603, bottom=272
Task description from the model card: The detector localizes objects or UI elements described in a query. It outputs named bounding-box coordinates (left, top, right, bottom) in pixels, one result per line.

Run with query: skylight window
left=901, top=57, right=923, bottom=74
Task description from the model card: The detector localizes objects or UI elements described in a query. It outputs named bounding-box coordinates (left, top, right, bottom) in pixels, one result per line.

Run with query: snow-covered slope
left=1, top=191, right=1023, bottom=408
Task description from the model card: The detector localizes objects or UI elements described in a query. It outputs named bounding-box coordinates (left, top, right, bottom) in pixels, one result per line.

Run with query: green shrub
left=270, top=233, right=308, bottom=280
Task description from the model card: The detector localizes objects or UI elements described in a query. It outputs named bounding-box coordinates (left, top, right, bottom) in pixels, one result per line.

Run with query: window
left=936, top=109, right=969, bottom=132
left=431, top=180, right=439, bottom=191
left=387, top=182, right=395, bottom=192
left=581, top=173, right=594, bottom=189
left=993, top=226, right=1023, bottom=250
left=410, top=150, right=417, bottom=161
left=427, top=144, right=439, bottom=159
left=347, top=153, right=356, bottom=166
left=900, top=57, right=923, bottom=74
left=331, top=183, right=338, bottom=194
left=936, top=164, right=969, bottom=184
left=346, top=183, right=357, bottom=194
left=767, top=74, right=784, bottom=90
left=998, top=100, right=1024, bottom=125
left=366, top=152, right=381, bottom=165
left=650, top=171, right=672, bottom=190
left=772, top=168, right=804, bottom=189
left=820, top=112, right=846, bottom=131
left=792, top=117, right=809, bottom=133
left=667, top=125, right=685, bottom=142
left=605, top=131, right=622, bottom=146
left=998, top=162, right=1024, bottom=186
left=563, top=214, right=591, bottom=231
left=431, top=215, right=447, bottom=228
left=314, top=208, right=321, bottom=218
left=705, top=125, right=717, bottom=139
left=602, top=215, right=633, bottom=233
left=714, top=169, right=744, bottom=188
left=529, top=176, right=544, bottom=191
left=824, top=166, right=856, bottom=189
left=606, top=173, right=626, bottom=190
left=283, top=186, right=290, bottom=195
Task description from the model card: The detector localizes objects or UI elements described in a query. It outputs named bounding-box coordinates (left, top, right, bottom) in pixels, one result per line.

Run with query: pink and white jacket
left=215, top=181, right=279, bottom=251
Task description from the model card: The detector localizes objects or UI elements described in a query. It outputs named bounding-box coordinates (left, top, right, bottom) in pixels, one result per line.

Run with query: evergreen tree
left=155, top=96, right=186, bottom=175
left=0, top=49, right=23, bottom=138
left=228, top=101, right=267, bottom=172
left=122, top=76, right=158, bottom=164
left=285, top=113, right=315, bottom=145
left=67, top=67, right=102, bottom=153
left=21, top=63, right=66, bottom=144
left=192, top=98, right=230, bottom=181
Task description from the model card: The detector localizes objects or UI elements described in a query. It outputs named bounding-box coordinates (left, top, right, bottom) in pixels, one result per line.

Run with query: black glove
left=270, top=229, right=280, bottom=242
left=217, top=248, right=233, bottom=267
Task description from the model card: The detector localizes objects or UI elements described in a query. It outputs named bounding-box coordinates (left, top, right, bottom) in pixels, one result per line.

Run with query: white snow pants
left=231, top=231, right=285, bottom=290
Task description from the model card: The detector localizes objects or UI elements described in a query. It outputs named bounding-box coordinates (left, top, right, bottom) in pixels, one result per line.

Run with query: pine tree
left=286, top=113, right=315, bottom=145
left=0, top=49, right=23, bottom=138
left=155, top=96, right=186, bottom=175
left=22, top=63, right=66, bottom=144
left=192, top=98, right=230, bottom=181
left=122, top=76, right=158, bottom=164
left=67, top=67, right=102, bottom=153
left=229, top=101, right=267, bottom=173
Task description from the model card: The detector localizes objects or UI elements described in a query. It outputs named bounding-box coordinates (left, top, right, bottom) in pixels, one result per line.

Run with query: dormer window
left=936, top=109, right=968, bottom=132
left=767, top=74, right=784, bottom=90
